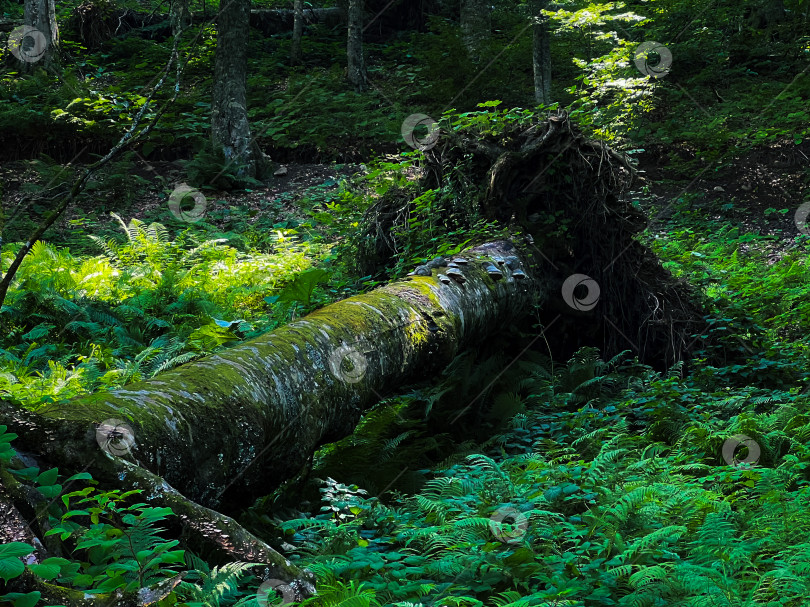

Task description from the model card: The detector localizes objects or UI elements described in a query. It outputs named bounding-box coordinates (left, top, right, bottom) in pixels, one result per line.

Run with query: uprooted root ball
left=357, top=110, right=704, bottom=367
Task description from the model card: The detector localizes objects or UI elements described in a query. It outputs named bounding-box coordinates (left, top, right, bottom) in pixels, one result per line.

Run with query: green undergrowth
left=265, top=346, right=810, bottom=607
left=240, top=190, right=810, bottom=607
left=3, top=176, right=810, bottom=602
left=647, top=212, right=810, bottom=386
left=5, top=341, right=810, bottom=606
left=0, top=212, right=341, bottom=408
left=0, top=425, right=268, bottom=606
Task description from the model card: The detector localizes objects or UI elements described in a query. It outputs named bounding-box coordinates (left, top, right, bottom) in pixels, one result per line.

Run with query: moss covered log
left=3, top=240, right=539, bottom=510
left=0, top=238, right=540, bottom=593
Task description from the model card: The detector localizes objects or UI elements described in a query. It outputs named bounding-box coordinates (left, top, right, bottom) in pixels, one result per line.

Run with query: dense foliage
left=1, top=0, right=809, bottom=605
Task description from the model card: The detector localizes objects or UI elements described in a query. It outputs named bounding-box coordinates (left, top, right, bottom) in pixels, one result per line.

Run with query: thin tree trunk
left=170, top=0, right=191, bottom=38
left=460, top=0, right=490, bottom=61
left=17, top=0, right=58, bottom=69
left=251, top=7, right=341, bottom=33
left=290, top=0, right=303, bottom=65
left=532, top=3, right=551, bottom=105
left=211, top=0, right=265, bottom=177
left=346, top=0, right=367, bottom=91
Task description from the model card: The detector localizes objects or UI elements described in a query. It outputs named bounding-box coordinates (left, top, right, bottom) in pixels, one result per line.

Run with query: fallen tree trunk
left=1, top=112, right=706, bottom=596
left=4, top=240, right=537, bottom=507
left=1, top=239, right=540, bottom=588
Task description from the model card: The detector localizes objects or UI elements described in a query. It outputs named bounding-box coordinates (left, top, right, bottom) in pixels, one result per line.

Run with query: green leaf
left=72, top=573, right=94, bottom=586
left=3, top=592, right=41, bottom=607
left=0, top=543, right=35, bottom=558
left=106, top=561, right=141, bottom=573
left=0, top=557, right=26, bottom=583
left=29, top=562, right=61, bottom=580
left=38, top=484, right=62, bottom=498
left=63, top=510, right=90, bottom=519
left=21, top=324, right=54, bottom=341
left=275, top=268, right=330, bottom=306
left=40, top=557, right=75, bottom=580
left=36, top=468, right=58, bottom=486
left=95, top=573, right=126, bottom=592
left=65, top=472, right=93, bottom=482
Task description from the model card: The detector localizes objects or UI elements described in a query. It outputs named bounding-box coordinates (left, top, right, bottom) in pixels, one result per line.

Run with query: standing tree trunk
left=745, top=0, right=785, bottom=30
left=211, top=0, right=265, bottom=177
left=170, top=0, right=191, bottom=38
left=531, top=1, right=551, bottom=105
left=290, top=0, right=303, bottom=65
left=16, top=0, right=58, bottom=69
left=346, top=0, right=367, bottom=91
left=460, top=0, right=490, bottom=61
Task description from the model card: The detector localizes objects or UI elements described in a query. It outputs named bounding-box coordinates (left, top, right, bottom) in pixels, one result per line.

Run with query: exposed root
left=360, top=110, right=703, bottom=366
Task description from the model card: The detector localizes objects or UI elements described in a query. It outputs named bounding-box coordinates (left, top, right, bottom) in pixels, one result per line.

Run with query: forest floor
left=2, top=139, right=807, bottom=258
left=637, top=140, right=810, bottom=252
left=0, top=157, right=364, bottom=251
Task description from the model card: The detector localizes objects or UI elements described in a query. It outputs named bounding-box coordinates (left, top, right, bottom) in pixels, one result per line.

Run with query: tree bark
left=16, top=0, right=58, bottom=69
left=460, top=0, right=490, bottom=61
left=745, top=0, right=785, bottom=30
left=211, top=0, right=265, bottom=178
left=170, top=0, right=191, bottom=38
left=290, top=0, right=303, bottom=65
left=532, top=2, right=551, bottom=105
left=346, top=0, right=367, bottom=91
